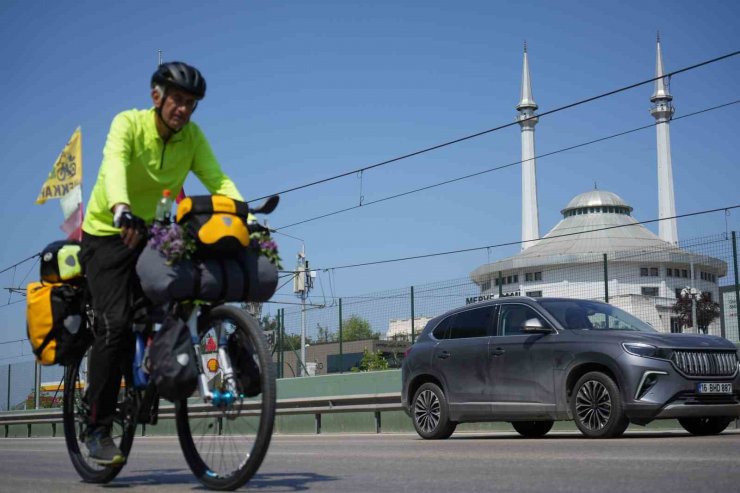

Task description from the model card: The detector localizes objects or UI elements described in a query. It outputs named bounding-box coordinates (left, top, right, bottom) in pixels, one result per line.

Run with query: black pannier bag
left=176, top=195, right=250, bottom=257
left=26, top=281, right=91, bottom=366
left=40, top=240, right=83, bottom=283
left=149, top=315, right=198, bottom=402
left=136, top=246, right=278, bottom=304
left=227, top=330, right=261, bottom=397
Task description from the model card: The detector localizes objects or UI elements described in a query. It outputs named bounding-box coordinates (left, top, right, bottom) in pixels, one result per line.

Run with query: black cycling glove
left=113, top=208, right=146, bottom=232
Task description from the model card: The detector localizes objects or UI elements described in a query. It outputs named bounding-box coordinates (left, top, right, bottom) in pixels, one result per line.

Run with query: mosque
left=469, top=38, right=726, bottom=334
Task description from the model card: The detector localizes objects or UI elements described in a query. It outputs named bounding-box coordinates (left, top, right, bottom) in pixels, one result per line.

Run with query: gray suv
left=401, top=297, right=740, bottom=439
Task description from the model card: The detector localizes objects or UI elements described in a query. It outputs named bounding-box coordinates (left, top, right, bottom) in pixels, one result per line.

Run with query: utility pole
left=293, top=246, right=314, bottom=376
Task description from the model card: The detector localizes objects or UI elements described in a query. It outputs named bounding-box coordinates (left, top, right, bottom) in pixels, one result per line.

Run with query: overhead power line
left=315, top=205, right=740, bottom=271
left=249, top=49, right=740, bottom=203
left=274, top=99, right=740, bottom=230
left=0, top=253, right=39, bottom=276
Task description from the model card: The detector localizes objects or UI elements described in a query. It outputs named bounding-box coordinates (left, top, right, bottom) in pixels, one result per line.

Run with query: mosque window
left=526, top=290, right=543, bottom=297
left=675, top=288, right=683, bottom=298
left=681, top=269, right=688, bottom=278
left=640, top=267, right=659, bottom=277
left=481, top=280, right=491, bottom=291
left=641, top=287, right=659, bottom=297
left=534, top=271, right=542, bottom=281
left=525, top=273, right=533, bottom=282
left=700, top=272, right=717, bottom=283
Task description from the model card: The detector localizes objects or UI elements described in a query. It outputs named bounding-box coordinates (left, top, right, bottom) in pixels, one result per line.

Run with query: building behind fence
left=2, top=231, right=739, bottom=410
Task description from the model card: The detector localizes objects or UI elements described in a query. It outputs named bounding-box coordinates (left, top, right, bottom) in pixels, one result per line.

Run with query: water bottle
left=154, top=189, right=174, bottom=224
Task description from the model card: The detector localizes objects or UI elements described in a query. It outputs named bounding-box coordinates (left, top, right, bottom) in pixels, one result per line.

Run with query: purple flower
left=148, top=223, right=196, bottom=265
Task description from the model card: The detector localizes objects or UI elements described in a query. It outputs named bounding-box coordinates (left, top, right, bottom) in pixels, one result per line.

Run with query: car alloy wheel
left=411, top=382, right=456, bottom=439
left=414, top=389, right=440, bottom=434
left=575, top=380, right=612, bottom=431
left=571, top=371, right=629, bottom=438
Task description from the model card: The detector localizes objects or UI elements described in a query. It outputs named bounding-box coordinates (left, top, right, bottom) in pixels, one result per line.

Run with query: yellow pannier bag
left=26, top=281, right=89, bottom=366
left=176, top=195, right=250, bottom=257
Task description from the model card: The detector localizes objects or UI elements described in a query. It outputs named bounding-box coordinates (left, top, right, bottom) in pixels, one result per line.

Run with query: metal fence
left=273, top=231, right=740, bottom=377
left=1, top=231, right=739, bottom=410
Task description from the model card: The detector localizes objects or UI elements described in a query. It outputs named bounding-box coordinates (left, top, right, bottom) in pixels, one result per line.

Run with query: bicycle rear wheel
left=62, top=352, right=136, bottom=483
left=175, top=305, right=276, bottom=491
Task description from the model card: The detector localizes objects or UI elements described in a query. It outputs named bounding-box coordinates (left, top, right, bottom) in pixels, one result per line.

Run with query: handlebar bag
left=26, top=281, right=90, bottom=366
left=40, top=240, right=83, bottom=283
left=176, top=195, right=250, bottom=257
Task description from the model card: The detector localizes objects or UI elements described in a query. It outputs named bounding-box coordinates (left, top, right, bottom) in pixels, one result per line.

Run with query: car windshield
left=538, top=299, right=657, bottom=332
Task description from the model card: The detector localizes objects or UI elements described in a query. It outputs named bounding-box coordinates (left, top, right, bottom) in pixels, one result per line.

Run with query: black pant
left=80, top=232, right=144, bottom=427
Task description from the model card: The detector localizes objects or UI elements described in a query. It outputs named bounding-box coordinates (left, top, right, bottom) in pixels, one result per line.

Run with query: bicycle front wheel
left=62, top=352, right=136, bottom=483
left=175, top=305, right=276, bottom=491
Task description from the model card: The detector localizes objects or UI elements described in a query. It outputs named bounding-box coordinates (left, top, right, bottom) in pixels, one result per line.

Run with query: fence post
left=498, top=271, right=503, bottom=297
left=34, top=362, right=40, bottom=410
left=603, top=254, right=609, bottom=303
left=6, top=364, right=10, bottom=411
left=339, top=299, right=343, bottom=373
left=733, top=232, right=740, bottom=339
left=410, top=286, right=415, bottom=343
left=279, top=309, right=284, bottom=379
left=275, top=309, right=280, bottom=379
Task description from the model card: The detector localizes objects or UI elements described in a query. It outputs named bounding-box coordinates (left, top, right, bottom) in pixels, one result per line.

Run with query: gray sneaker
left=85, top=427, right=126, bottom=465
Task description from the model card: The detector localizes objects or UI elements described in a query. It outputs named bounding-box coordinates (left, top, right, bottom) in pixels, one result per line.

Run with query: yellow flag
left=36, top=127, right=82, bottom=204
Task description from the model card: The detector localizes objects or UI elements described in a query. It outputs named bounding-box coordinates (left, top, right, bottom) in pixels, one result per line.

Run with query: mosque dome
left=561, top=190, right=633, bottom=216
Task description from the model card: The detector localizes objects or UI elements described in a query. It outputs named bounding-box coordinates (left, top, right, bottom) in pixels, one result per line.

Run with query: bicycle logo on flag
left=56, top=153, right=78, bottom=181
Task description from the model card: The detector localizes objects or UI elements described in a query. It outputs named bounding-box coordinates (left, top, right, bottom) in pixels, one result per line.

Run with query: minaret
left=650, top=33, right=678, bottom=245
left=517, top=42, right=540, bottom=250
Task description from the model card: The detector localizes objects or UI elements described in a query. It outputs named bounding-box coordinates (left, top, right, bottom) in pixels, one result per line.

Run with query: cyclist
left=79, top=61, right=244, bottom=465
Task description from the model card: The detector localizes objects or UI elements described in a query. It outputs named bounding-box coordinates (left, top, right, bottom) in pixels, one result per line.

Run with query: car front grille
left=671, top=350, right=738, bottom=377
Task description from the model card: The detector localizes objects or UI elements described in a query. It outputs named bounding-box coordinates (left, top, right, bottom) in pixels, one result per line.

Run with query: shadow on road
left=105, top=469, right=337, bottom=491
left=444, top=430, right=740, bottom=440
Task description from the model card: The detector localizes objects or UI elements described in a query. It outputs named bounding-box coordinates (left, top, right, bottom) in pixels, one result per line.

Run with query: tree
left=260, top=314, right=279, bottom=332
left=672, top=291, right=720, bottom=334
left=341, top=315, right=379, bottom=342
left=351, top=349, right=389, bottom=372
left=273, top=333, right=303, bottom=352
left=316, top=323, right=336, bottom=343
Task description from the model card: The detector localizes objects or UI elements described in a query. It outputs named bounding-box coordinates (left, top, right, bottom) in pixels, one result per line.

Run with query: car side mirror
left=522, top=318, right=553, bottom=333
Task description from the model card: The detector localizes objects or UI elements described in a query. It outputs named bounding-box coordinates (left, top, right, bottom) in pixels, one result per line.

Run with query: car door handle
left=437, top=351, right=451, bottom=359
left=490, top=347, right=505, bottom=356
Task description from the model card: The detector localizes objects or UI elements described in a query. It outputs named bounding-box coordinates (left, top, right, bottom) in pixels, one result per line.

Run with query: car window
left=448, top=306, right=495, bottom=339
left=499, top=304, right=549, bottom=336
left=431, top=317, right=450, bottom=340
left=538, top=299, right=657, bottom=332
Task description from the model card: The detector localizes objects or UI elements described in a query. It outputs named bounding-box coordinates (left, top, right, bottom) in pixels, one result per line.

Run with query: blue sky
left=1, top=1, right=739, bottom=362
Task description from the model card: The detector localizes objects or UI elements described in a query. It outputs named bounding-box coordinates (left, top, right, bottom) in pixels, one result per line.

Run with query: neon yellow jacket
left=82, top=108, right=243, bottom=236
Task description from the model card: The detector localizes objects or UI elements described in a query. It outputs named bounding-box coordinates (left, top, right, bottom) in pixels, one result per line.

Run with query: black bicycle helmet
left=151, top=61, right=206, bottom=99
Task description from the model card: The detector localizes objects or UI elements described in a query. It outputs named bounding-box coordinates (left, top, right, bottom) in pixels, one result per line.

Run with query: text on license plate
left=697, top=382, right=733, bottom=394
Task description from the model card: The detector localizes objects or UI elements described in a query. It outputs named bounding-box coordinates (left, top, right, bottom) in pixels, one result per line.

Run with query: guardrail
left=0, top=392, right=405, bottom=438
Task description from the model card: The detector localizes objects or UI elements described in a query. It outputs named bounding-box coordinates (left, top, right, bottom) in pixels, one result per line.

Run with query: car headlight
left=622, top=342, right=659, bottom=358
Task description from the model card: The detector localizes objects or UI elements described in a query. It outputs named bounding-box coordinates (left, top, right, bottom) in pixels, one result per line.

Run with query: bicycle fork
left=187, top=308, right=239, bottom=407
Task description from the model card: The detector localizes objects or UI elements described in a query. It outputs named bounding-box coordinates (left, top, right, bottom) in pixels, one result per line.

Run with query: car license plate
left=697, top=382, right=733, bottom=394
